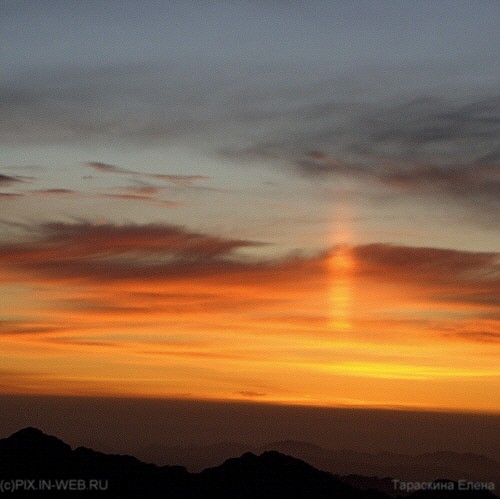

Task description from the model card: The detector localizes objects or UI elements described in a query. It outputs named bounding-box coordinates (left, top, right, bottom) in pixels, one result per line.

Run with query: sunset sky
left=1, top=1, right=499, bottom=414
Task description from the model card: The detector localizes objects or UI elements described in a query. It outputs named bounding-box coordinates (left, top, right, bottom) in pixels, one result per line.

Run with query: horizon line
left=1, top=392, right=499, bottom=417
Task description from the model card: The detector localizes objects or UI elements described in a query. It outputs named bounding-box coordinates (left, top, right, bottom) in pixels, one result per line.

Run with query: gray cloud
left=148, top=174, right=210, bottom=186
left=2, top=64, right=498, bottom=208
left=225, top=93, right=499, bottom=169
left=86, top=162, right=210, bottom=186
left=379, top=163, right=500, bottom=198
left=87, top=162, right=130, bottom=174
left=30, top=189, right=76, bottom=195
left=0, top=192, right=23, bottom=198
left=295, top=153, right=500, bottom=203
left=235, top=391, right=267, bottom=398
left=0, top=64, right=230, bottom=144
left=2, top=64, right=497, bottom=155
left=222, top=91, right=500, bottom=210
left=0, top=174, right=23, bottom=185
left=100, top=193, right=181, bottom=208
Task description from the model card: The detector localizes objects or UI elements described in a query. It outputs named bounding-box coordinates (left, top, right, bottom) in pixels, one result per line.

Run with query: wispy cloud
left=235, top=391, right=267, bottom=398
left=30, top=189, right=76, bottom=195
left=226, top=93, right=500, bottom=168
left=0, top=221, right=264, bottom=270
left=1, top=221, right=497, bottom=291
left=86, top=162, right=130, bottom=174
left=123, top=185, right=163, bottom=196
left=446, top=331, right=500, bottom=344
left=4, top=64, right=497, bottom=168
left=86, top=162, right=210, bottom=186
left=0, top=320, right=70, bottom=335
left=352, top=243, right=500, bottom=294
left=0, top=174, right=23, bottom=185
left=0, top=192, right=23, bottom=198
left=298, top=153, right=500, bottom=202
left=0, top=177, right=183, bottom=207
left=3, top=64, right=498, bottom=216
left=148, top=174, right=210, bottom=186
left=100, top=193, right=181, bottom=208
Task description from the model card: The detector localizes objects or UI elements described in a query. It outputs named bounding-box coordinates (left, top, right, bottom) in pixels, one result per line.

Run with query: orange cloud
left=0, top=221, right=262, bottom=261
left=123, top=185, right=163, bottom=195
left=0, top=221, right=498, bottom=410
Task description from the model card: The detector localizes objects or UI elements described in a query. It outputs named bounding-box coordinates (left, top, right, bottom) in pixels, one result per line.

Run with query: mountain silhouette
left=133, top=438, right=500, bottom=496
left=196, top=450, right=389, bottom=498
left=133, top=438, right=500, bottom=486
left=0, top=428, right=497, bottom=498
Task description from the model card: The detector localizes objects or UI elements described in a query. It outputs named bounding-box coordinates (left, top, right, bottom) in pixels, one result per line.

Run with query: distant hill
left=138, top=438, right=500, bottom=486
left=0, top=428, right=497, bottom=498
left=257, top=440, right=500, bottom=487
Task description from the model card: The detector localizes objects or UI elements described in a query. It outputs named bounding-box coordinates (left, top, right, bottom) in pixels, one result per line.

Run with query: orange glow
left=328, top=245, right=355, bottom=331
left=328, top=197, right=356, bottom=332
left=0, top=221, right=499, bottom=413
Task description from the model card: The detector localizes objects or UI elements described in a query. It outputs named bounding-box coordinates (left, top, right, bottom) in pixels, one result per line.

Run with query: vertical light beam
left=328, top=244, right=354, bottom=330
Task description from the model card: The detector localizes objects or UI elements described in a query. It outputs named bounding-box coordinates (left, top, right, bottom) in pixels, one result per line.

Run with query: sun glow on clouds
left=328, top=246, right=355, bottom=331
left=1, top=0, right=499, bottom=423
left=0, top=216, right=498, bottom=412
left=328, top=197, right=355, bottom=332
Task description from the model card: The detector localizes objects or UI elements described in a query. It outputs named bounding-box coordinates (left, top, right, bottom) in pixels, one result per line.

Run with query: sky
left=0, top=1, right=499, bottom=415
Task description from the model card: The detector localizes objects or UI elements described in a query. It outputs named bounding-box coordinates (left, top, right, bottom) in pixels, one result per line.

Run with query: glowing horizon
left=1, top=1, right=499, bottom=417
left=0, top=220, right=498, bottom=413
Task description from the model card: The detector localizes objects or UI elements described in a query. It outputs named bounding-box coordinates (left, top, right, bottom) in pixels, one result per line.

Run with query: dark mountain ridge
left=257, top=440, right=500, bottom=485
left=133, top=438, right=500, bottom=487
left=0, top=428, right=497, bottom=498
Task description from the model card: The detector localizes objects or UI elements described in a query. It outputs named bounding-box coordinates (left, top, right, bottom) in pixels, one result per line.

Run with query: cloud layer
left=0, top=221, right=497, bottom=338
left=3, top=65, right=498, bottom=168
left=0, top=220, right=498, bottom=407
left=4, top=65, right=497, bottom=219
